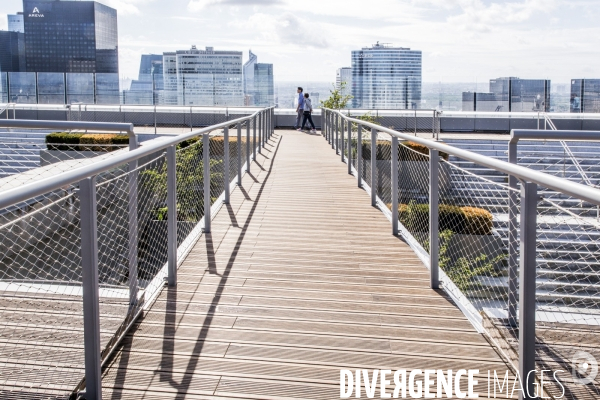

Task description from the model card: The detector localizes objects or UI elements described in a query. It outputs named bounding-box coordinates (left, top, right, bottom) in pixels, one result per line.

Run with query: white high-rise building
left=351, top=42, right=422, bottom=109
left=162, top=46, right=243, bottom=106
left=336, top=67, right=352, bottom=99
left=8, top=13, right=24, bottom=33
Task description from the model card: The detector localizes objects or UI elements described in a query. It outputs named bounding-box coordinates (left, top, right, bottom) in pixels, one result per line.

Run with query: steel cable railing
left=323, top=108, right=600, bottom=400
left=0, top=107, right=274, bottom=399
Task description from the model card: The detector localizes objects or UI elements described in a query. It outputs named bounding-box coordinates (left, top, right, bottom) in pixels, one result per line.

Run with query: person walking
left=299, top=93, right=316, bottom=133
left=294, top=87, right=305, bottom=129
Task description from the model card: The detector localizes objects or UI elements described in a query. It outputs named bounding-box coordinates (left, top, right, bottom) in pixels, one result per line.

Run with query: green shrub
left=462, top=206, right=493, bottom=235
left=46, top=132, right=129, bottom=151
left=395, top=201, right=493, bottom=235
left=360, top=140, right=448, bottom=161
left=45, top=132, right=85, bottom=151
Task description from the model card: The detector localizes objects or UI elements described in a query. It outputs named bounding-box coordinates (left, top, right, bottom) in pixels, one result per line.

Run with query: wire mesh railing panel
left=174, top=138, right=205, bottom=259
left=0, top=135, right=127, bottom=188
left=437, top=158, right=512, bottom=311
left=209, top=132, right=226, bottom=207
left=376, top=135, right=392, bottom=208
left=395, top=142, right=431, bottom=250
left=534, top=194, right=600, bottom=398
left=0, top=187, right=85, bottom=398
left=361, top=135, right=372, bottom=190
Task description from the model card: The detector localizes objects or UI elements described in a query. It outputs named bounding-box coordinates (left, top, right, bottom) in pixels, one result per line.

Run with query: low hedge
left=360, top=140, right=449, bottom=161
left=178, top=136, right=248, bottom=156
left=46, top=132, right=129, bottom=151
left=396, top=202, right=493, bottom=235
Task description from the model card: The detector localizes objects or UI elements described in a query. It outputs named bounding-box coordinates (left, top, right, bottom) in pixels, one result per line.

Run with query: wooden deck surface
left=102, top=130, right=515, bottom=399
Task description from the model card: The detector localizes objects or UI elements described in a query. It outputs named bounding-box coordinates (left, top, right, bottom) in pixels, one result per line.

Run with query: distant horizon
left=2, top=0, right=598, bottom=85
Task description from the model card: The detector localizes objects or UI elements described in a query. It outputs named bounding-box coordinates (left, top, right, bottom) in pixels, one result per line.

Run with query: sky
left=2, top=0, right=599, bottom=85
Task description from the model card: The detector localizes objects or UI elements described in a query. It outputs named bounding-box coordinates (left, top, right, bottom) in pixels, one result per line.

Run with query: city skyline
left=1, top=0, right=598, bottom=85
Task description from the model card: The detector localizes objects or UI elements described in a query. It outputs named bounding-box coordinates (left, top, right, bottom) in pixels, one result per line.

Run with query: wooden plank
left=97, top=130, right=514, bottom=399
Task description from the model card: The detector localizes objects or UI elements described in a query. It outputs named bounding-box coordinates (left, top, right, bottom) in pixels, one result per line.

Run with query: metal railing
left=0, top=107, right=275, bottom=399
left=323, top=108, right=600, bottom=400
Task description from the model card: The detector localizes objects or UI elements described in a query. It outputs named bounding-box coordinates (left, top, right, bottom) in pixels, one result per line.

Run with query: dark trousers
left=294, top=109, right=303, bottom=128
left=301, top=111, right=315, bottom=130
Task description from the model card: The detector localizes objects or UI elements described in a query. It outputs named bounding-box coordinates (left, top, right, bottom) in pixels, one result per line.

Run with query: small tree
left=320, top=82, right=353, bottom=110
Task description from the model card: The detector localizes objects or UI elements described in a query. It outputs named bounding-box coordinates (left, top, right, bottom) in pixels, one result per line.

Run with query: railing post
left=347, top=118, right=352, bottom=174
left=258, top=113, right=262, bottom=154
left=508, top=141, right=519, bottom=327
left=341, top=118, right=345, bottom=162
left=253, top=115, right=257, bottom=161
left=371, top=128, right=377, bottom=207
left=237, top=123, right=242, bottom=186
left=357, top=125, right=363, bottom=188
left=127, top=156, right=138, bottom=308
left=224, top=126, right=230, bottom=204
left=79, top=177, right=102, bottom=400
left=391, top=136, right=399, bottom=235
left=246, top=119, right=251, bottom=173
left=519, top=181, right=538, bottom=400
left=203, top=133, right=211, bottom=233
left=167, top=145, right=177, bottom=286
left=334, top=114, right=338, bottom=152
left=154, top=105, right=157, bottom=135
left=429, top=149, right=440, bottom=289
left=326, top=111, right=330, bottom=142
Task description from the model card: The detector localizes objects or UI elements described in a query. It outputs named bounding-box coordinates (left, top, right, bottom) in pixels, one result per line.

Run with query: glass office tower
left=162, top=46, right=243, bottom=107
left=351, top=42, right=422, bottom=109
left=253, top=63, right=274, bottom=107
left=571, top=79, right=600, bottom=113
left=336, top=67, right=352, bottom=100
left=242, top=50, right=273, bottom=106
left=23, top=0, right=118, bottom=73
left=0, top=31, right=26, bottom=73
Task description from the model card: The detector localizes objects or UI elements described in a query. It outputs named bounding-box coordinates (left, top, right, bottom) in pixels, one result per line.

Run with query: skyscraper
left=243, top=50, right=274, bottom=107
left=22, top=0, right=118, bottom=73
left=123, top=54, right=164, bottom=105
left=243, top=50, right=257, bottom=104
left=8, top=13, right=24, bottom=33
left=162, top=46, right=243, bottom=106
left=462, top=77, right=551, bottom=112
left=351, top=42, right=422, bottom=109
left=0, top=31, right=26, bottom=73
left=336, top=67, right=352, bottom=100
left=570, top=79, right=600, bottom=113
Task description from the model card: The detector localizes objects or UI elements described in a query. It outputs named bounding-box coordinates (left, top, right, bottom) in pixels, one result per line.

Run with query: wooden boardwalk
left=102, top=130, right=515, bottom=399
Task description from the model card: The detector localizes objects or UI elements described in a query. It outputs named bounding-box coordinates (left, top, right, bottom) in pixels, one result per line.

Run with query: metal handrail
left=323, top=108, right=600, bottom=206
left=322, top=107, right=600, bottom=398
left=0, top=108, right=274, bottom=210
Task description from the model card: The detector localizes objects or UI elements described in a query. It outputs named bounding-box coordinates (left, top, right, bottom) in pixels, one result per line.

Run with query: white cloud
left=188, top=0, right=282, bottom=12
left=240, top=12, right=329, bottom=49
left=102, top=0, right=148, bottom=15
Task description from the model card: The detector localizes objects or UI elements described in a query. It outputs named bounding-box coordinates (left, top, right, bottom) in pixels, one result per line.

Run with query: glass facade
left=571, top=79, right=600, bottom=113
left=23, top=0, right=118, bottom=73
left=0, top=31, right=26, bottom=73
left=8, top=13, right=24, bottom=33
left=0, top=73, right=7, bottom=103
left=165, top=46, right=243, bottom=106
left=95, top=73, right=119, bottom=104
left=123, top=55, right=164, bottom=105
left=253, top=63, right=274, bottom=107
left=351, top=43, right=422, bottom=109
left=66, top=73, right=95, bottom=104
left=336, top=67, right=352, bottom=100
left=8, top=72, right=36, bottom=103
left=243, top=50, right=257, bottom=105
left=462, top=77, right=551, bottom=112
left=37, top=72, right=65, bottom=104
